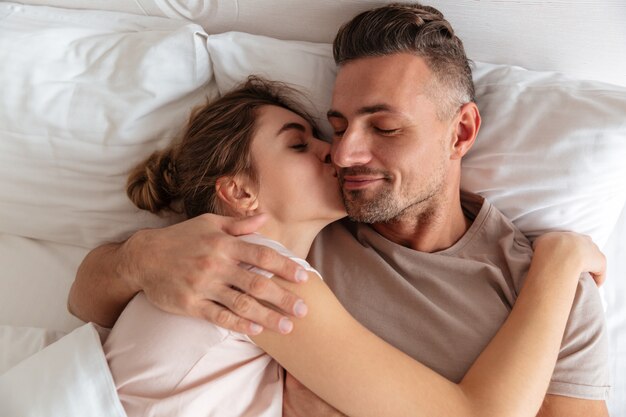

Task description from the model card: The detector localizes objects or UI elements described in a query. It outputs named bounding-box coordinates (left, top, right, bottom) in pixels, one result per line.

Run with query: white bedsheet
left=0, top=234, right=87, bottom=332
left=0, top=323, right=126, bottom=417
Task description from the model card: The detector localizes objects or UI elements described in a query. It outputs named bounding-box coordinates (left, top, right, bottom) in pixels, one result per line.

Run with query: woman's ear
left=215, top=175, right=259, bottom=216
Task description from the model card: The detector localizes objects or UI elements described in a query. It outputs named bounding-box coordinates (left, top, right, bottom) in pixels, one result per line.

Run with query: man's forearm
left=68, top=239, right=139, bottom=328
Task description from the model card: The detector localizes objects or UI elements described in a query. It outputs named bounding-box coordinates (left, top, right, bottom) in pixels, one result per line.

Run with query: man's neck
left=371, top=190, right=471, bottom=253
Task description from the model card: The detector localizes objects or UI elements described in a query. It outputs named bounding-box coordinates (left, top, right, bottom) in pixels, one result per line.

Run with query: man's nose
left=331, top=127, right=372, bottom=168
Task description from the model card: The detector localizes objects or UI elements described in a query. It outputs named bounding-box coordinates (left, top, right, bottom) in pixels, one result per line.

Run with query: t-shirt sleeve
left=547, top=272, right=611, bottom=400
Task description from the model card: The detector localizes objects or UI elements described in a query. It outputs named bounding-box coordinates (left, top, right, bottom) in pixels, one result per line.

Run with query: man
left=69, top=3, right=609, bottom=416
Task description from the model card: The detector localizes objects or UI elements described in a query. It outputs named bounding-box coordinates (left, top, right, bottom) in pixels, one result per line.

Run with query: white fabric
left=0, top=3, right=213, bottom=248
left=0, top=326, right=66, bottom=374
left=464, top=63, right=626, bottom=246
left=207, top=32, right=337, bottom=138
left=206, top=31, right=626, bottom=248
left=13, top=1, right=626, bottom=87
left=0, top=234, right=87, bottom=332
left=603, top=204, right=626, bottom=416
left=0, top=323, right=126, bottom=417
left=10, top=0, right=154, bottom=16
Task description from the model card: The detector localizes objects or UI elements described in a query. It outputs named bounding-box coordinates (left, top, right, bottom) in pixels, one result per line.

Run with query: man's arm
left=68, top=213, right=309, bottom=334
left=537, top=395, right=608, bottom=417
left=68, top=240, right=140, bottom=328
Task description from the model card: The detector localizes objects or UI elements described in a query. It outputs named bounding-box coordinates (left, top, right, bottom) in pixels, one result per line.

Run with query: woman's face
left=250, top=105, right=346, bottom=225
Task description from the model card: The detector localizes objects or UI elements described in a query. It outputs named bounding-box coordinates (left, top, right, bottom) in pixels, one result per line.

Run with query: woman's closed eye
left=290, top=141, right=309, bottom=151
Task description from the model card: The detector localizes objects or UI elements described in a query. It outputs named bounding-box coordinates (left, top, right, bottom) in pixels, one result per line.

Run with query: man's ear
left=450, top=102, right=481, bottom=160
left=215, top=175, right=259, bottom=216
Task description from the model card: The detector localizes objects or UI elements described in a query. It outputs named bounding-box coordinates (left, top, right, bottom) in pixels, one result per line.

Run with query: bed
left=0, top=0, right=625, bottom=415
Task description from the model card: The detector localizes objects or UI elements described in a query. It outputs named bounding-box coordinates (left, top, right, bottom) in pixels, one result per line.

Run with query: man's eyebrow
left=358, top=104, right=397, bottom=114
left=327, top=104, right=400, bottom=119
left=327, top=109, right=345, bottom=119
left=277, top=122, right=306, bottom=136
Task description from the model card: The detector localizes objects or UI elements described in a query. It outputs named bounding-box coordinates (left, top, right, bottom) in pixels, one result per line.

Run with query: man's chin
left=344, top=203, right=394, bottom=224
left=343, top=188, right=408, bottom=222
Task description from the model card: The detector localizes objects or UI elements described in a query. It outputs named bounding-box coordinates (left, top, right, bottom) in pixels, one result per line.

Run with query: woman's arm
left=252, top=233, right=605, bottom=417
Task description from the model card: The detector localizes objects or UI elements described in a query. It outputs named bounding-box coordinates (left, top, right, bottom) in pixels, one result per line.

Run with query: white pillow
left=0, top=323, right=126, bottom=417
left=208, top=31, right=337, bottom=138
left=0, top=3, right=216, bottom=248
left=465, top=64, right=626, bottom=245
left=207, top=31, right=626, bottom=247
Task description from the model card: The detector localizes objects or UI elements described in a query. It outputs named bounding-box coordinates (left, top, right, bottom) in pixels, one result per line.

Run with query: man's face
left=328, top=53, right=457, bottom=224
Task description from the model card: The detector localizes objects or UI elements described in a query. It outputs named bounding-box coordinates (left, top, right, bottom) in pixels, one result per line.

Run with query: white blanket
left=0, top=324, right=126, bottom=417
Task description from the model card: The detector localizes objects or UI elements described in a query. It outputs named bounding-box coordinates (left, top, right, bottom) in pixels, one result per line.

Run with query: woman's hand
left=532, top=232, right=606, bottom=286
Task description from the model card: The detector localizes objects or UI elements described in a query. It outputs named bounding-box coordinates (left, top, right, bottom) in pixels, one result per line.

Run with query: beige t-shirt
left=309, top=191, right=610, bottom=400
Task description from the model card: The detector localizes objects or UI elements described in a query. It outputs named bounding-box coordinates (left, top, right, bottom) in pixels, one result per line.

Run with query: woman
left=104, top=76, right=605, bottom=417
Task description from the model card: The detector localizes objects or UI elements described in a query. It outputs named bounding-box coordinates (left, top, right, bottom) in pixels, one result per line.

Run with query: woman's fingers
left=534, top=232, right=607, bottom=287
left=574, top=234, right=607, bottom=287
left=588, top=252, right=607, bottom=287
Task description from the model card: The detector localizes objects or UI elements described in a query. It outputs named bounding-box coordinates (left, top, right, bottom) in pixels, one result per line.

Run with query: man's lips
left=340, top=176, right=386, bottom=190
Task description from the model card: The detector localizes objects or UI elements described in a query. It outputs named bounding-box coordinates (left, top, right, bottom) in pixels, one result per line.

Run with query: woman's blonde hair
left=127, top=76, right=319, bottom=218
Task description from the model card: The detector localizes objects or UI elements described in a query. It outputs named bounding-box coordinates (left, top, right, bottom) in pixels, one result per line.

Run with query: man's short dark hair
left=333, top=2, right=474, bottom=119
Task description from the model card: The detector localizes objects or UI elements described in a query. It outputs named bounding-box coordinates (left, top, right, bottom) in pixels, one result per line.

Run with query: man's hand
left=283, top=373, right=347, bottom=417
left=71, top=212, right=309, bottom=334
left=126, top=213, right=311, bottom=335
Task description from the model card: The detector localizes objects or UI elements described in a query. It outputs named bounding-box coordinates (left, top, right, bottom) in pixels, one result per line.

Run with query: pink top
left=104, top=234, right=320, bottom=417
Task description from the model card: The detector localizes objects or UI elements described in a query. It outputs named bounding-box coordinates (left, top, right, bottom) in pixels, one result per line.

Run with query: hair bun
left=126, top=148, right=179, bottom=214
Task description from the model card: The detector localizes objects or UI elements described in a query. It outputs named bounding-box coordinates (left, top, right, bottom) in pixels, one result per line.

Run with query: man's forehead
left=332, top=64, right=431, bottom=117
left=333, top=54, right=431, bottom=98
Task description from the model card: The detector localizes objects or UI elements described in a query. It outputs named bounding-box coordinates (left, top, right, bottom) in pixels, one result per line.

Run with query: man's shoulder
left=459, top=191, right=532, bottom=256
left=316, top=219, right=360, bottom=244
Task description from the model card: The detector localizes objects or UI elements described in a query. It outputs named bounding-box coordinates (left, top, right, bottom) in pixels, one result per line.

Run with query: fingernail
left=296, top=269, right=308, bottom=282
left=249, top=323, right=263, bottom=335
left=294, top=300, right=308, bottom=317
left=279, top=317, right=294, bottom=334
